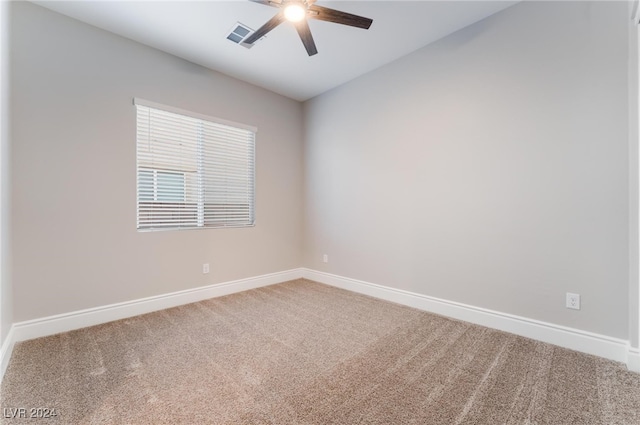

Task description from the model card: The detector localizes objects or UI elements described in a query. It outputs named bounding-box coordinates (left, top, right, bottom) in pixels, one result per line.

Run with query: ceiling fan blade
left=243, top=11, right=286, bottom=44
left=308, top=5, right=372, bottom=30
left=295, top=20, right=318, bottom=56
left=249, top=0, right=282, bottom=8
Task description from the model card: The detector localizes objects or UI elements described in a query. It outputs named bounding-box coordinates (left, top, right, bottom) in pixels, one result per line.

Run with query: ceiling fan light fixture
left=246, top=0, right=373, bottom=57
left=284, top=3, right=306, bottom=22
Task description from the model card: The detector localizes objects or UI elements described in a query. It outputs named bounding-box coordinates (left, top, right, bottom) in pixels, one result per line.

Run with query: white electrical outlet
left=322, top=254, right=328, bottom=263
left=566, top=292, right=580, bottom=310
left=203, top=263, right=210, bottom=274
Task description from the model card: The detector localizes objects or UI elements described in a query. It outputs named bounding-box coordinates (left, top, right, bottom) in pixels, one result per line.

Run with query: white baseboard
left=0, top=325, right=15, bottom=384
left=628, top=346, right=640, bottom=373
left=1, top=267, right=636, bottom=382
left=302, top=269, right=633, bottom=368
left=0, top=268, right=304, bottom=382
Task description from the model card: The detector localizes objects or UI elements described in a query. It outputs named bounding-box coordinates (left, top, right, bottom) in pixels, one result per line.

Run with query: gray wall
left=1, top=0, right=12, bottom=344
left=303, top=1, right=630, bottom=339
left=8, top=1, right=637, bottom=346
left=11, top=2, right=303, bottom=322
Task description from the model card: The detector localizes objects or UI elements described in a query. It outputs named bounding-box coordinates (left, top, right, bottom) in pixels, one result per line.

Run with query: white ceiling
left=33, top=1, right=518, bottom=101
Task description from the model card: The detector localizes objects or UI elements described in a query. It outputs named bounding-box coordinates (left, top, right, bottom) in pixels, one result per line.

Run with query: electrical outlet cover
left=566, top=292, right=580, bottom=310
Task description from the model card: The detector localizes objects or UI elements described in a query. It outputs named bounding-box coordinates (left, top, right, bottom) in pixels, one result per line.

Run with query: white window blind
left=135, top=99, right=256, bottom=230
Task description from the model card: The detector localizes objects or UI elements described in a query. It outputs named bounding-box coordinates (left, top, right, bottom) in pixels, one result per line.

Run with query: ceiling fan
left=243, top=0, right=373, bottom=56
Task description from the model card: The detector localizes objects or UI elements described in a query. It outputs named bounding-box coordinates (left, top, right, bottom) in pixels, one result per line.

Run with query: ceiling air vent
left=226, top=23, right=261, bottom=49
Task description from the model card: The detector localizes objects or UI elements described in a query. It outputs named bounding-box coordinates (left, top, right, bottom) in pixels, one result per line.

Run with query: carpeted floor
left=1, top=279, right=640, bottom=424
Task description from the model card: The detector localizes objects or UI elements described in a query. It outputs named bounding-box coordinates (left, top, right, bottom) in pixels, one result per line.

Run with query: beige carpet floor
left=1, top=279, right=640, bottom=424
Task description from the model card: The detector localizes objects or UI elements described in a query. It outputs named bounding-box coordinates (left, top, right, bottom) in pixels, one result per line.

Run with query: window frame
left=134, top=98, right=257, bottom=232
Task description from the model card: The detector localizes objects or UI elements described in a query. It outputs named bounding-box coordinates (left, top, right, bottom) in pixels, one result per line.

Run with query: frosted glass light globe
left=284, top=4, right=306, bottom=22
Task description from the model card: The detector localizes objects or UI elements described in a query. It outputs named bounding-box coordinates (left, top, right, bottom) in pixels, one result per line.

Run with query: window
left=135, top=99, right=256, bottom=230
